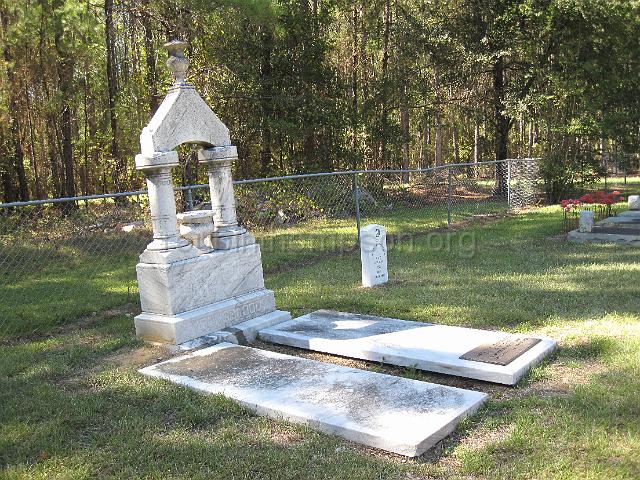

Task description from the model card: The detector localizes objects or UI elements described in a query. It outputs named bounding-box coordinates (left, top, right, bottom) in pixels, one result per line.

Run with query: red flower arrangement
left=559, top=191, right=625, bottom=231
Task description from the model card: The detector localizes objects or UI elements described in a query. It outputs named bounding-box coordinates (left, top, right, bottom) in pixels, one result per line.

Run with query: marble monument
left=133, top=40, right=289, bottom=344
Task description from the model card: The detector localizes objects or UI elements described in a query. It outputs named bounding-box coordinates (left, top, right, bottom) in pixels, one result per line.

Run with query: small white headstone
left=360, top=224, right=388, bottom=287
left=579, top=210, right=595, bottom=233
left=628, top=195, right=640, bottom=211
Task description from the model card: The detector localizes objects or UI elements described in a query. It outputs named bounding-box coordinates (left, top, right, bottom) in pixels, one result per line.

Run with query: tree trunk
left=53, top=5, right=76, bottom=203
left=259, top=26, right=273, bottom=177
left=0, top=132, right=18, bottom=203
left=1, top=9, right=29, bottom=201
left=493, top=56, right=510, bottom=194
left=25, top=84, right=43, bottom=199
left=419, top=110, right=429, bottom=169
left=379, top=0, right=391, bottom=169
left=350, top=4, right=359, bottom=169
left=104, top=0, right=123, bottom=191
left=142, top=2, right=158, bottom=116
left=400, top=84, right=410, bottom=182
left=452, top=122, right=460, bottom=164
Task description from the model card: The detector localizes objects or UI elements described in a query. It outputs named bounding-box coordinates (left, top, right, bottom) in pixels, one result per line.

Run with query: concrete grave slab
left=259, top=310, right=557, bottom=385
left=599, top=216, right=640, bottom=225
left=140, top=343, right=487, bottom=456
left=567, top=228, right=640, bottom=246
left=618, top=210, right=640, bottom=219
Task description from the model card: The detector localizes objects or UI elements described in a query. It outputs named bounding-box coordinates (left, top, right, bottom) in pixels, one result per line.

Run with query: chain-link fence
left=0, top=159, right=540, bottom=338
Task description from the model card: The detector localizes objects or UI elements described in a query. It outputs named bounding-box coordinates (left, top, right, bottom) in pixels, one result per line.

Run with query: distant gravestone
left=579, top=210, right=595, bottom=233
left=360, top=224, right=388, bottom=287
left=629, top=195, right=640, bottom=211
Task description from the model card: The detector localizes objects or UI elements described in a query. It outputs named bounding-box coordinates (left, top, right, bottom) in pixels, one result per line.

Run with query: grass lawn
left=0, top=199, right=506, bottom=338
left=2, top=206, right=639, bottom=479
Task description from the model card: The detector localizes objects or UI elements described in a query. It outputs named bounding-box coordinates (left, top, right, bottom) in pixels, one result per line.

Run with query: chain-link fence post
left=447, top=167, right=453, bottom=228
left=507, top=160, right=512, bottom=210
left=353, top=172, right=362, bottom=245
left=184, top=186, right=194, bottom=211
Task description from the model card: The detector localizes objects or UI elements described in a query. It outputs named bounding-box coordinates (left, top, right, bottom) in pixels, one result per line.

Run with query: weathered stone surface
left=360, top=224, right=388, bottom=287
left=132, top=41, right=289, bottom=345
left=169, top=309, right=292, bottom=352
left=567, top=228, right=640, bottom=246
left=618, top=210, right=640, bottom=219
left=592, top=225, right=640, bottom=235
left=629, top=195, right=640, bottom=210
left=177, top=211, right=215, bottom=252
left=140, top=88, right=230, bottom=155
left=137, top=243, right=266, bottom=316
left=599, top=216, right=640, bottom=225
left=140, top=343, right=487, bottom=456
left=579, top=210, right=594, bottom=233
left=134, top=289, right=277, bottom=344
left=260, top=310, right=557, bottom=385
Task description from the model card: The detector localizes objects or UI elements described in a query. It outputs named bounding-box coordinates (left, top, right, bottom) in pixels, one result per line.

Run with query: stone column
left=199, top=146, right=255, bottom=249
left=136, top=151, right=198, bottom=263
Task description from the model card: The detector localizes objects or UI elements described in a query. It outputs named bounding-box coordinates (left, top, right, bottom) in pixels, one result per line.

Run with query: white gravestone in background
left=629, top=195, right=640, bottom=211
left=360, top=224, right=388, bottom=287
left=579, top=210, right=595, bottom=233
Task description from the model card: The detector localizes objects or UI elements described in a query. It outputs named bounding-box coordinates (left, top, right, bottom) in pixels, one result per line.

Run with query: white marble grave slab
left=140, top=343, right=487, bottom=456
left=260, top=310, right=557, bottom=385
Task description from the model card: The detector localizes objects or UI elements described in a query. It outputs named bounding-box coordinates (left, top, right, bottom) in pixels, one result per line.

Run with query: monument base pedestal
left=135, top=289, right=279, bottom=344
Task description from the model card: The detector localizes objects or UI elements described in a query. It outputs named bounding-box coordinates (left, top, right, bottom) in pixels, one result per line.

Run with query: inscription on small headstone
left=360, top=224, right=388, bottom=287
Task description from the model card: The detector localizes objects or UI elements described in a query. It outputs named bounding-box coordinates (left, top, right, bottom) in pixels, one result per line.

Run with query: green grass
left=2, top=206, right=640, bottom=478
left=0, top=200, right=506, bottom=338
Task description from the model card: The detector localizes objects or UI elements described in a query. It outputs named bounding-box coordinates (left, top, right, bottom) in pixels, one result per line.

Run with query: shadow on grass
left=268, top=208, right=640, bottom=331
left=0, top=318, right=412, bottom=479
left=457, top=359, right=640, bottom=478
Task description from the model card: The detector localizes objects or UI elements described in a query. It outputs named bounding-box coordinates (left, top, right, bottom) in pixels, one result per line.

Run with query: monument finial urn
left=164, top=39, right=190, bottom=86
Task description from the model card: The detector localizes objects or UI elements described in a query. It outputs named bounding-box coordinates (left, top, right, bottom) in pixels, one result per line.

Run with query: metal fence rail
left=0, top=159, right=541, bottom=338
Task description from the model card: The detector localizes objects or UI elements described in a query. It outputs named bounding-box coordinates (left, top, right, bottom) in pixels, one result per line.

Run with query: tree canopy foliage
left=0, top=0, right=638, bottom=201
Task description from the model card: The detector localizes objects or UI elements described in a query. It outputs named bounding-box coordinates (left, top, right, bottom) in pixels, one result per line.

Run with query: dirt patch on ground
left=104, top=342, right=172, bottom=369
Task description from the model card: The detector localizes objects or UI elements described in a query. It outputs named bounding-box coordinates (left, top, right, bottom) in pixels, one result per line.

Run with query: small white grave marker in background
left=579, top=210, right=595, bottom=232
left=629, top=195, right=640, bottom=211
left=360, top=224, right=388, bottom=287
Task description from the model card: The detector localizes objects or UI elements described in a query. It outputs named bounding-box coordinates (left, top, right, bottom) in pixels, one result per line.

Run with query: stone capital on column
left=198, top=145, right=238, bottom=164
left=135, top=151, right=180, bottom=171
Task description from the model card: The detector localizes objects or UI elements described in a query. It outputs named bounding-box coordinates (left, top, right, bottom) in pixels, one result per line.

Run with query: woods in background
left=0, top=0, right=639, bottom=203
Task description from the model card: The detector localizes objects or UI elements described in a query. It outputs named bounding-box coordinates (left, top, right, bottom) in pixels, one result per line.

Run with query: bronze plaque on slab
left=460, top=337, right=542, bottom=366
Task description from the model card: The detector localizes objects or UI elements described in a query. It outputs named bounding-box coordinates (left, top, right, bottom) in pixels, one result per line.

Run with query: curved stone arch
left=140, top=87, right=231, bottom=155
